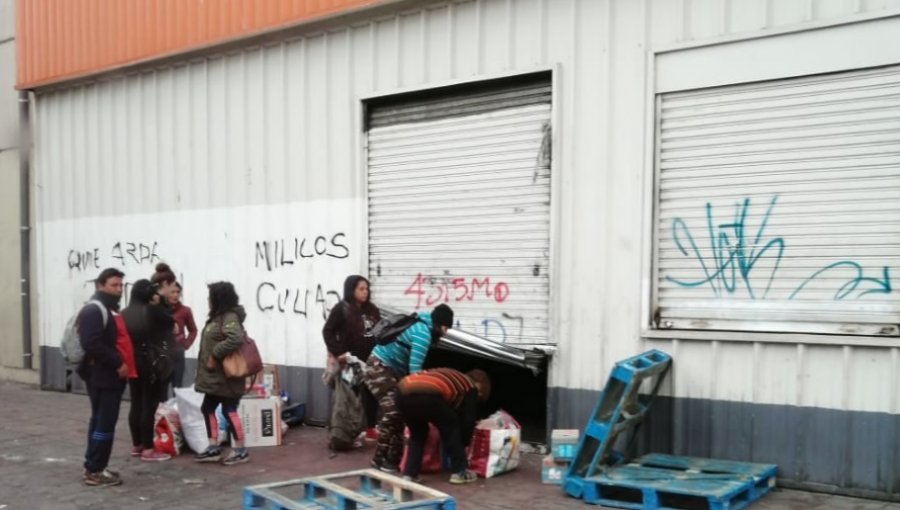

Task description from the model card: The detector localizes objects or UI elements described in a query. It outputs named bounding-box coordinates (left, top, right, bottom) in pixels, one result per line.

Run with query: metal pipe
left=19, top=91, right=33, bottom=370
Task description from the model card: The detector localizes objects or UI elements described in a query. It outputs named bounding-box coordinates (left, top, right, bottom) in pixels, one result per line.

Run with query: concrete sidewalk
left=0, top=381, right=896, bottom=510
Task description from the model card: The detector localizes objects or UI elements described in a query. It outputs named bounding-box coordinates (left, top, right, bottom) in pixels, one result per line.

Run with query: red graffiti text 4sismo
left=404, top=273, right=510, bottom=309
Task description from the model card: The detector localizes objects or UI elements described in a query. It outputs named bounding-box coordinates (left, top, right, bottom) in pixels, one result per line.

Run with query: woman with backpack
left=322, top=275, right=381, bottom=441
left=364, top=304, right=455, bottom=473
left=193, top=281, right=250, bottom=466
left=121, top=279, right=175, bottom=462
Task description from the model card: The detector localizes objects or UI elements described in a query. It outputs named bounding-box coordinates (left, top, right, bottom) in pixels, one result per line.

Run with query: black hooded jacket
left=121, top=279, right=175, bottom=378
left=322, top=275, right=381, bottom=360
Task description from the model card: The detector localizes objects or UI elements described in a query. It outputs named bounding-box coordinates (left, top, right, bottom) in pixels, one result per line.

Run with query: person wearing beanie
left=364, top=304, right=454, bottom=473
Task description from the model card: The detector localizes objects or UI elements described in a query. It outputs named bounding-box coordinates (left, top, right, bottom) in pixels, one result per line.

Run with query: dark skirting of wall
left=160, top=358, right=334, bottom=425
left=548, top=387, right=900, bottom=502
left=42, top=346, right=548, bottom=435
left=41, top=346, right=332, bottom=423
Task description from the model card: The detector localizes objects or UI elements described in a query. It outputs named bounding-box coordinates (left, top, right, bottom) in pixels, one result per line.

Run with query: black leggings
left=200, top=395, right=244, bottom=443
left=128, top=376, right=165, bottom=450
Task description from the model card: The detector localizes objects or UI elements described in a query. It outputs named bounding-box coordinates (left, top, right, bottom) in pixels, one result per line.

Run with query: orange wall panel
left=16, top=0, right=387, bottom=89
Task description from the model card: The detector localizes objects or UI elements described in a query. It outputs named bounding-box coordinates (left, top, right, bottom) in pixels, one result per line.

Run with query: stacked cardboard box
left=239, top=365, right=283, bottom=447
left=541, top=429, right=579, bottom=484
left=245, top=364, right=280, bottom=398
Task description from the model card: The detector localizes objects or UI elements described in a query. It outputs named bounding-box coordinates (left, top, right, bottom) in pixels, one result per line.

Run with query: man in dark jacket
left=77, top=267, right=128, bottom=487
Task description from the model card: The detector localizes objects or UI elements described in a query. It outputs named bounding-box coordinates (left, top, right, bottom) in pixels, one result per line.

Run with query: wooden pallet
left=243, top=469, right=456, bottom=510
left=579, top=454, right=777, bottom=510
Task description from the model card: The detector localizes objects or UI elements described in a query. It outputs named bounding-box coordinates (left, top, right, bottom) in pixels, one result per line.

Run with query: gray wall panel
left=39, top=345, right=67, bottom=391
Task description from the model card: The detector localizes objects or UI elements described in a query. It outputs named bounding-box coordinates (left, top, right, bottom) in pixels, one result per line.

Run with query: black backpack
left=368, top=313, right=422, bottom=346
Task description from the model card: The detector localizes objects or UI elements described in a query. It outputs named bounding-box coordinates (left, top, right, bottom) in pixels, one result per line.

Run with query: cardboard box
left=541, top=455, right=570, bottom=485
left=238, top=396, right=282, bottom=447
left=246, top=364, right=281, bottom=398
left=550, top=429, right=579, bottom=461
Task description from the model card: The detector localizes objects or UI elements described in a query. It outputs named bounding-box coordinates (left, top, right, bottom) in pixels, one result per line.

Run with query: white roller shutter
left=367, top=76, right=552, bottom=345
left=655, top=65, right=900, bottom=337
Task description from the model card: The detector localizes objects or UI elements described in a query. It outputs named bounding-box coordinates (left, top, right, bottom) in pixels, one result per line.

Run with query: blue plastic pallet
left=243, top=469, right=456, bottom=510
left=564, top=349, right=673, bottom=499
left=579, top=454, right=777, bottom=510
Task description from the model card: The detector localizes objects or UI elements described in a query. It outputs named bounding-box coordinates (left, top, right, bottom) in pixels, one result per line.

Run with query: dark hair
left=467, top=369, right=491, bottom=401
left=151, top=262, right=176, bottom=286
left=129, top=279, right=159, bottom=304
left=95, top=267, right=125, bottom=287
left=431, top=304, right=454, bottom=329
left=343, top=275, right=372, bottom=305
left=208, top=281, right=239, bottom=319
left=174, top=281, right=183, bottom=291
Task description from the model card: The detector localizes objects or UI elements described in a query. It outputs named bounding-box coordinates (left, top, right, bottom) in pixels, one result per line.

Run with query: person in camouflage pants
left=364, top=357, right=404, bottom=468
left=364, top=304, right=454, bottom=472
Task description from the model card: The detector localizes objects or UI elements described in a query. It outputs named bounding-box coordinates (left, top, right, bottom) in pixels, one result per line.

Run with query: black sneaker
left=194, top=446, right=222, bottom=463
left=222, top=448, right=249, bottom=466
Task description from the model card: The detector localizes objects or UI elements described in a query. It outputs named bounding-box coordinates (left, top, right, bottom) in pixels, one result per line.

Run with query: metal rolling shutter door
left=367, top=77, right=552, bottom=345
left=656, top=65, right=900, bottom=336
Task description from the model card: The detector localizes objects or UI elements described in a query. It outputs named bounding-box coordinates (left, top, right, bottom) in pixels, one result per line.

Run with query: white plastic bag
left=468, top=409, right=521, bottom=478
left=173, top=386, right=208, bottom=454
left=153, top=399, right=184, bottom=456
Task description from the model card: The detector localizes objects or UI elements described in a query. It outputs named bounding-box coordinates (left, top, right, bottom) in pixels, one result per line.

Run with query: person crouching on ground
left=397, top=368, right=491, bottom=485
left=364, top=304, right=454, bottom=473
left=193, top=281, right=250, bottom=466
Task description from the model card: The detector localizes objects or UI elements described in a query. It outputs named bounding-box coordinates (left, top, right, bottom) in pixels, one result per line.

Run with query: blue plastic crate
left=243, top=469, right=456, bottom=510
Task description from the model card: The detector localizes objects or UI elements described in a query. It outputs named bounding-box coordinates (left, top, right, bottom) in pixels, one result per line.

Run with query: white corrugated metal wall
left=32, top=0, right=900, bottom=476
